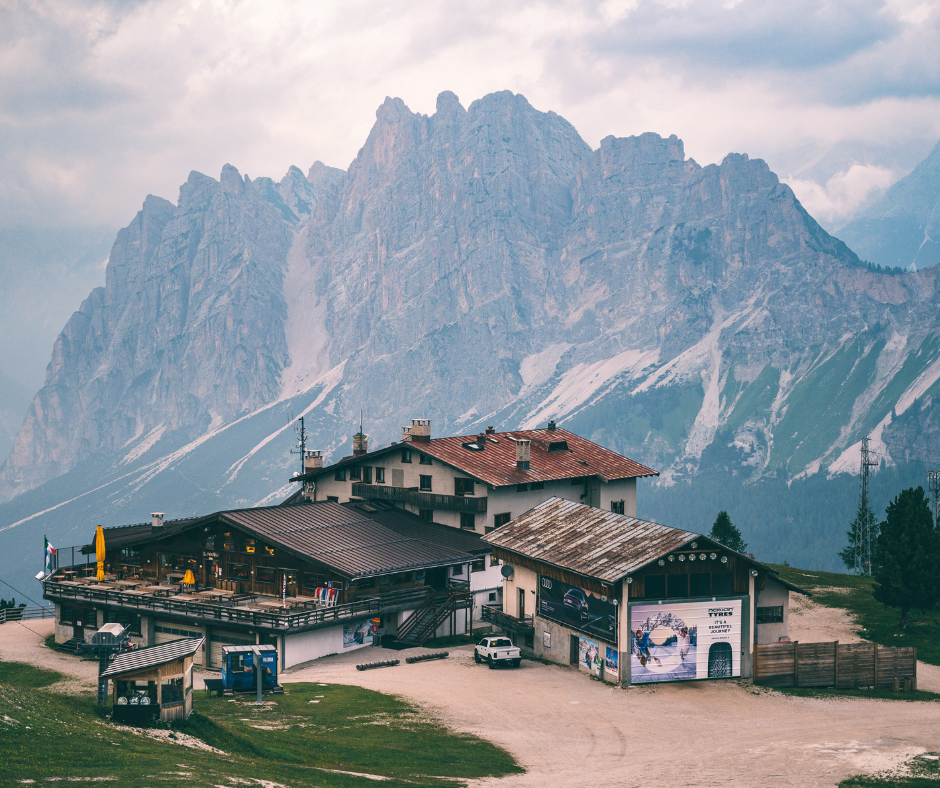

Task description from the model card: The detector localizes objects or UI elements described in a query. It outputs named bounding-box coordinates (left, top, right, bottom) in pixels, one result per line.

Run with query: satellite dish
left=500, top=564, right=514, bottom=578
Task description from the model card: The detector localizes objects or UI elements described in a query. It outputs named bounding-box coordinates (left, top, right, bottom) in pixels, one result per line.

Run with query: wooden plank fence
left=755, top=641, right=917, bottom=690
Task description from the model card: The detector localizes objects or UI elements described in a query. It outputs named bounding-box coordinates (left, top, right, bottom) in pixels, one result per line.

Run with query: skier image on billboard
left=631, top=611, right=698, bottom=682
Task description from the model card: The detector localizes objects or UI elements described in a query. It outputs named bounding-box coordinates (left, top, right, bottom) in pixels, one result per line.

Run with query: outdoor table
left=204, top=678, right=226, bottom=698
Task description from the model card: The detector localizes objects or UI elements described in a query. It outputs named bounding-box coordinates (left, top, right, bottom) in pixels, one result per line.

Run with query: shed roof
left=483, top=497, right=694, bottom=582
left=101, top=638, right=204, bottom=678
left=292, top=427, right=658, bottom=489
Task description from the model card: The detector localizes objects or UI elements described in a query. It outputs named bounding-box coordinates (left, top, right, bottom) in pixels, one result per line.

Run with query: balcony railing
left=43, top=581, right=429, bottom=632
left=351, top=483, right=487, bottom=513
left=481, top=604, right=534, bottom=633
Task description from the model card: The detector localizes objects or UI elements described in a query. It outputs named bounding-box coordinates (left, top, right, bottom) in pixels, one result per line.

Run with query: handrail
left=481, top=604, right=534, bottom=631
left=0, top=606, right=55, bottom=624
left=396, top=588, right=436, bottom=641
left=410, top=590, right=473, bottom=645
left=42, top=581, right=428, bottom=632
left=351, top=483, right=488, bottom=513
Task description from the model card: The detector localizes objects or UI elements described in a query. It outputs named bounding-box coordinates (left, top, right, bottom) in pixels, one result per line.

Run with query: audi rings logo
left=541, top=577, right=553, bottom=590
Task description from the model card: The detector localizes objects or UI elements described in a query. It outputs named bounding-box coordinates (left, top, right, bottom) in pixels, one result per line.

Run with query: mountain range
left=2, top=90, right=940, bottom=594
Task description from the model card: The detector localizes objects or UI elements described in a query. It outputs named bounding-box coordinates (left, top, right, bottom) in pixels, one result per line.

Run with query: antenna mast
left=291, top=416, right=308, bottom=476
left=928, top=469, right=940, bottom=527
left=855, top=437, right=878, bottom=576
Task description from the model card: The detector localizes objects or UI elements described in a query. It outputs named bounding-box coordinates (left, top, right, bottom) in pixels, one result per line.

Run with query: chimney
left=512, top=438, right=531, bottom=471
left=401, top=425, right=413, bottom=442
left=410, top=418, right=431, bottom=443
left=304, top=450, right=323, bottom=472
left=353, top=432, right=368, bottom=457
left=477, top=432, right=487, bottom=448
left=151, top=512, right=165, bottom=529
left=485, top=425, right=495, bottom=435
left=547, top=419, right=556, bottom=431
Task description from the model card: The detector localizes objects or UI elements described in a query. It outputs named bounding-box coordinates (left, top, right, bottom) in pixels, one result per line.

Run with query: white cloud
left=785, top=163, right=902, bottom=228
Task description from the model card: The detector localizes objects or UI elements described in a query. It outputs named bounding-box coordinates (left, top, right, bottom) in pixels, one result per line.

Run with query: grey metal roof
left=483, top=497, right=698, bottom=582
left=343, top=502, right=490, bottom=555
left=223, top=645, right=277, bottom=654
left=220, top=503, right=473, bottom=578
left=101, top=638, right=205, bottom=678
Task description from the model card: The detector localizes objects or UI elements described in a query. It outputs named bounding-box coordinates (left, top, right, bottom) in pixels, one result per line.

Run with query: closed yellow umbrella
left=95, top=525, right=105, bottom=582
left=182, top=569, right=195, bottom=586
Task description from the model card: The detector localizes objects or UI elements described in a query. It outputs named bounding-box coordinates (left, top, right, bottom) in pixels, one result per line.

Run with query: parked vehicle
left=563, top=587, right=589, bottom=620
left=474, top=636, right=521, bottom=668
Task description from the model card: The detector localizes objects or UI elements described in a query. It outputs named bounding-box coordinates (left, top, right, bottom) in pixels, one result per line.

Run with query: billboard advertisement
left=538, top=575, right=617, bottom=643
left=630, top=599, right=741, bottom=683
left=343, top=618, right=377, bottom=648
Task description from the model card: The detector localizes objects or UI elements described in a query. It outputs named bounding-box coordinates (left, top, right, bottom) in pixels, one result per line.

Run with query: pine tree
left=839, top=499, right=879, bottom=573
left=873, top=486, right=940, bottom=627
left=709, top=511, right=747, bottom=553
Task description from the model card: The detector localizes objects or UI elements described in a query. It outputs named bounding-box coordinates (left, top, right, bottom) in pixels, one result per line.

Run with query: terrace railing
left=0, top=606, right=55, bottom=624
left=351, top=483, right=488, bottom=513
left=42, top=581, right=429, bottom=632
left=481, top=604, right=534, bottom=633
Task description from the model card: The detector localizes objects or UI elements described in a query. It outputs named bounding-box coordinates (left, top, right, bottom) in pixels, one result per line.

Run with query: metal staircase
left=395, top=586, right=472, bottom=647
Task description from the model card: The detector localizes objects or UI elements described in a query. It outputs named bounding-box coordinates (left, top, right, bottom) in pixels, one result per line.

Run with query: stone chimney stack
left=353, top=432, right=368, bottom=457
left=512, top=438, right=531, bottom=470
left=401, top=425, right=413, bottom=442
left=477, top=432, right=487, bottom=448
left=304, top=450, right=323, bottom=472
left=548, top=419, right=556, bottom=431
left=485, top=425, right=496, bottom=435
left=151, top=512, right=165, bottom=529
left=410, top=419, right=431, bottom=443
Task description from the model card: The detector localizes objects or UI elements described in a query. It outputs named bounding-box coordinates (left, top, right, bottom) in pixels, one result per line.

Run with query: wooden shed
left=101, top=638, right=204, bottom=724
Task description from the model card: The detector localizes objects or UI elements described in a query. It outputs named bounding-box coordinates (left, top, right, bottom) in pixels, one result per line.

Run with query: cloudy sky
left=1, top=0, right=939, bottom=390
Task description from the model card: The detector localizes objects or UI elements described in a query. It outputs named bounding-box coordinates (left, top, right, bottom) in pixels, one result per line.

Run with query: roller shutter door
left=208, top=629, right=255, bottom=669
left=154, top=621, right=204, bottom=664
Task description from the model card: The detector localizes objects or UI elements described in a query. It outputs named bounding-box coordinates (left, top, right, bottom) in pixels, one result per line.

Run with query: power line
left=0, top=576, right=47, bottom=608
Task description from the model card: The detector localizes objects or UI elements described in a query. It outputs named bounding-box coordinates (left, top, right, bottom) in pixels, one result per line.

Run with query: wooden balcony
left=351, top=483, right=488, bottom=513
left=481, top=604, right=534, bottom=633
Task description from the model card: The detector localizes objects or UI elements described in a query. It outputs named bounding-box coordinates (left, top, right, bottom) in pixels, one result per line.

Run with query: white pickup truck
left=474, top=636, right=521, bottom=668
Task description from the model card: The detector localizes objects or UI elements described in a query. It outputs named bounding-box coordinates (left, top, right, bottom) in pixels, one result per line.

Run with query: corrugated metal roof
left=483, top=497, right=696, bottom=582
left=343, top=502, right=489, bottom=555
left=292, top=427, right=658, bottom=489
left=101, top=638, right=205, bottom=678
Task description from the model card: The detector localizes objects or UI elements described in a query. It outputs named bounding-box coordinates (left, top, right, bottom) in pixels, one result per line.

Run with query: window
left=303, top=573, right=322, bottom=591
left=471, top=559, right=485, bottom=573
left=326, top=495, right=339, bottom=502
left=712, top=571, right=734, bottom=596
left=610, top=500, right=625, bottom=515
left=644, top=574, right=666, bottom=599
left=454, top=478, right=474, bottom=496
left=350, top=466, right=361, bottom=481
left=155, top=625, right=201, bottom=638
left=493, top=513, right=511, bottom=528
left=362, top=467, right=372, bottom=484
left=334, top=468, right=347, bottom=481
left=105, top=610, right=141, bottom=636
left=451, top=565, right=463, bottom=576
left=419, top=474, right=432, bottom=491
left=204, top=535, right=216, bottom=549
left=228, top=563, right=250, bottom=580
left=161, top=676, right=184, bottom=705
left=516, top=483, right=529, bottom=492
left=460, top=512, right=476, bottom=530
left=488, top=592, right=497, bottom=602
left=419, top=509, right=434, bottom=521
left=222, top=532, right=235, bottom=551
left=690, top=572, right=711, bottom=597
left=401, top=449, right=412, bottom=463
left=547, top=440, right=568, bottom=452
left=490, top=555, right=500, bottom=568
left=375, top=467, right=385, bottom=483
left=256, top=566, right=276, bottom=584
left=757, top=606, right=784, bottom=624
left=419, top=453, right=432, bottom=465
left=530, top=481, right=544, bottom=490
left=667, top=574, right=688, bottom=598
left=119, top=547, right=141, bottom=565
left=244, top=539, right=256, bottom=554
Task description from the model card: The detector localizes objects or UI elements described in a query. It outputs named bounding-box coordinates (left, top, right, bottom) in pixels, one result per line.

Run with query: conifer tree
left=709, top=511, right=747, bottom=553
left=839, top=498, right=879, bottom=573
left=873, top=486, right=940, bottom=627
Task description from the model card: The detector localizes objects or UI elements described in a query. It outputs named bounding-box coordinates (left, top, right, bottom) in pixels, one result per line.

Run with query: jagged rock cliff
left=4, top=90, right=940, bottom=522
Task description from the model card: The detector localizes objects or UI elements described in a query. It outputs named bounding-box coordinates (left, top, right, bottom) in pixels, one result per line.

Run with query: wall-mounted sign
left=203, top=551, right=219, bottom=558
left=538, top=574, right=617, bottom=643
left=630, top=598, right=741, bottom=683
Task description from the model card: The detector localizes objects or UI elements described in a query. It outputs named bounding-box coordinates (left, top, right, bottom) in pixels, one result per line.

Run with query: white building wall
left=284, top=622, right=373, bottom=669
left=756, top=578, right=791, bottom=645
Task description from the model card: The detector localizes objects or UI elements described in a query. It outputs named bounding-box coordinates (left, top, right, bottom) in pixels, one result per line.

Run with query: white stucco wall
left=285, top=622, right=374, bottom=669
left=756, top=577, right=791, bottom=645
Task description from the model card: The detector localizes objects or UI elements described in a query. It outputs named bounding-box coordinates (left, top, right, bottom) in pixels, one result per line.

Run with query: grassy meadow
left=0, top=661, right=520, bottom=787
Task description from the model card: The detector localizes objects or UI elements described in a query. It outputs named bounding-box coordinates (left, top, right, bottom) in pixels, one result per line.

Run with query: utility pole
left=855, top=437, right=878, bottom=576
left=291, top=416, right=308, bottom=476
left=928, top=470, right=940, bottom=527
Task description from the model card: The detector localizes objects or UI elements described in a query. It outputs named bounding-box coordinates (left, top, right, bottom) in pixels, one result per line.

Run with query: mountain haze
left=3, top=90, right=940, bottom=592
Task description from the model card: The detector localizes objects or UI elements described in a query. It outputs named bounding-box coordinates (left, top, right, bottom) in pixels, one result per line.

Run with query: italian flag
left=44, top=537, right=56, bottom=574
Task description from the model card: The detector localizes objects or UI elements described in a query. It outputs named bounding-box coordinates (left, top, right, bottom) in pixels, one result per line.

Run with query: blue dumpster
left=221, top=645, right=278, bottom=691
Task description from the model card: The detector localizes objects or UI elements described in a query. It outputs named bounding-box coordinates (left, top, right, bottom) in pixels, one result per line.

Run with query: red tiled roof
left=417, top=427, right=657, bottom=488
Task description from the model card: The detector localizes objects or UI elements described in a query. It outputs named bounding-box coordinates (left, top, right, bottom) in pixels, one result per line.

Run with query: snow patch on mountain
left=121, top=424, right=166, bottom=465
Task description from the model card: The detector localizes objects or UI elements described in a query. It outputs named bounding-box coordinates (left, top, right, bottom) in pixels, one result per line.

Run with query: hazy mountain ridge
left=3, top=90, right=940, bottom=565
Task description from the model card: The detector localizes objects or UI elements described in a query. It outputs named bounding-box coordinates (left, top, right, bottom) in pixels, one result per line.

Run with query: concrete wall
left=531, top=615, right=619, bottom=683
left=756, top=578, right=791, bottom=645
left=284, top=622, right=374, bottom=669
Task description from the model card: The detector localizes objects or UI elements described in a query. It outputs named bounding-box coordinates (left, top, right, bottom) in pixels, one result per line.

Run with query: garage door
left=155, top=621, right=204, bottom=664
left=208, top=629, right=255, bottom=669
